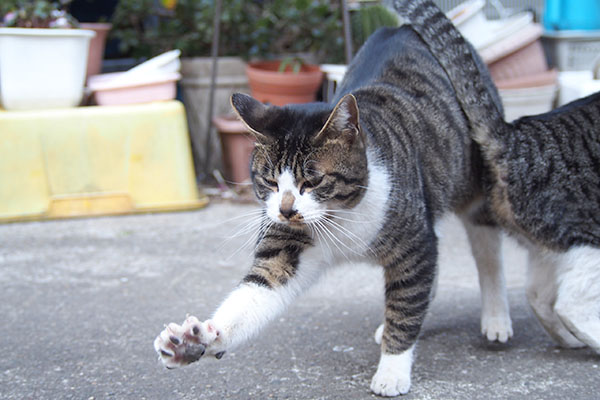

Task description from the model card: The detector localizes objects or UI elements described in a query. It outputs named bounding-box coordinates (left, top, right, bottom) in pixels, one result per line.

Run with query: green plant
left=111, top=0, right=257, bottom=59
left=1, top=0, right=79, bottom=28
left=277, top=56, right=305, bottom=73
left=249, top=0, right=344, bottom=63
left=351, top=4, right=398, bottom=49
left=110, top=0, right=345, bottom=63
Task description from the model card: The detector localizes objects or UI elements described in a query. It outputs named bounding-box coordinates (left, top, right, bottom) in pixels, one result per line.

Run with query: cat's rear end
left=491, top=92, right=600, bottom=352
left=396, top=0, right=600, bottom=353
left=493, top=91, right=600, bottom=250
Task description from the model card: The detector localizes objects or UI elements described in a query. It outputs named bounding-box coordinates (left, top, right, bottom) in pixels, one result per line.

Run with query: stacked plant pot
left=214, top=60, right=323, bottom=186
left=541, top=0, right=600, bottom=106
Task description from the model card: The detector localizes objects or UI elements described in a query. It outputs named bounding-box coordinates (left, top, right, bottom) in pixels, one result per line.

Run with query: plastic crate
left=542, top=30, right=600, bottom=71
left=0, top=101, right=207, bottom=222
left=543, top=0, right=600, bottom=31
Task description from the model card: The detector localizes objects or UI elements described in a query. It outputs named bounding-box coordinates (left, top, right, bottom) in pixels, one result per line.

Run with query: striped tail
left=388, top=0, right=508, bottom=158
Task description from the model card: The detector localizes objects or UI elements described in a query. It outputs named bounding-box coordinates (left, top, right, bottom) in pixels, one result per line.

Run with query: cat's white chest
left=319, top=160, right=390, bottom=264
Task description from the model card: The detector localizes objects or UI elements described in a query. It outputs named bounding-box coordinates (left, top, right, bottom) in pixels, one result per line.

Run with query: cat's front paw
left=154, top=316, right=220, bottom=369
left=370, top=368, right=411, bottom=397
left=370, top=351, right=413, bottom=397
left=481, top=313, right=513, bottom=343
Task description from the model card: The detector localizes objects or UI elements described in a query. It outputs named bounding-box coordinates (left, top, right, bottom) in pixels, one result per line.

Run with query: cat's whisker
left=323, top=208, right=369, bottom=216
left=225, top=216, right=270, bottom=260
left=220, top=214, right=266, bottom=241
left=322, top=212, right=376, bottom=224
left=215, top=208, right=265, bottom=226
left=320, top=217, right=373, bottom=257
left=322, top=217, right=375, bottom=256
left=216, top=211, right=268, bottom=255
left=312, top=219, right=350, bottom=261
left=255, top=219, right=275, bottom=251
left=313, top=218, right=359, bottom=260
left=308, top=220, right=333, bottom=259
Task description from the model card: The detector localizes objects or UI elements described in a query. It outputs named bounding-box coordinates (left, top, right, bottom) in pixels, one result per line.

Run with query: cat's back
left=336, top=26, right=484, bottom=215
left=335, top=26, right=446, bottom=99
left=500, top=91, right=600, bottom=249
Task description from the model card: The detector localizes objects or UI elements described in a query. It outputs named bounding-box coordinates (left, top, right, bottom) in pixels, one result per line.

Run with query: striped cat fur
left=154, top=0, right=516, bottom=396
left=397, top=0, right=600, bottom=354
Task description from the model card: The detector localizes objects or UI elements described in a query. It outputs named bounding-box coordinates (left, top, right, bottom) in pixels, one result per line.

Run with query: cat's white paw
left=370, top=348, right=414, bottom=397
left=154, top=316, right=221, bottom=369
left=481, top=313, right=513, bottom=343
left=374, top=323, right=384, bottom=345
left=370, top=366, right=411, bottom=397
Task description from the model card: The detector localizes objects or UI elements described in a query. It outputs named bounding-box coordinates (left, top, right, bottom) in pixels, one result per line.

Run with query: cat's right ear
left=230, top=93, right=271, bottom=143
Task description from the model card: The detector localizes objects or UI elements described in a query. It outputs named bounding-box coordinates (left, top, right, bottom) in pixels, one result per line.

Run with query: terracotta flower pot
left=80, top=22, right=112, bottom=78
left=213, top=115, right=256, bottom=184
left=246, top=60, right=323, bottom=106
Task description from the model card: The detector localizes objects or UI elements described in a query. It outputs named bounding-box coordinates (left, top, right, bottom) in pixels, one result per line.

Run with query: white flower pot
left=0, top=27, right=95, bottom=110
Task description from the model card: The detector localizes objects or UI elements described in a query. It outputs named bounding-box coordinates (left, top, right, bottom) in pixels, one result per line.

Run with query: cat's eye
left=299, top=176, right=323, bottom=194
left=263, top=177, right=278, bottom=190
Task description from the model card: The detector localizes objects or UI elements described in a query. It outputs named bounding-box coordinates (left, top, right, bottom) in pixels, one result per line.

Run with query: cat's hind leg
left=460, top=216, right=513, bottom=343
left=554, top=246, right=600, bottom=353
left=525, top=246, right=584, bottom=348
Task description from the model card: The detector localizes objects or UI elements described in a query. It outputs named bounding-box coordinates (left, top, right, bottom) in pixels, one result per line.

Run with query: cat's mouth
left=278, top=211, right=305, bottom=226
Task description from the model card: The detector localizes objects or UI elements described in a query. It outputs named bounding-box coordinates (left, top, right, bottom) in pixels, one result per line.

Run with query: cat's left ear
left=315, top=94, right=364, bottom=147
left=230, top=93, right=272, bottom=143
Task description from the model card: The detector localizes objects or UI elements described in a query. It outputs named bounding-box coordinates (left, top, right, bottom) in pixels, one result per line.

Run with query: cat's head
left=231, top=93, right=368, bottom=227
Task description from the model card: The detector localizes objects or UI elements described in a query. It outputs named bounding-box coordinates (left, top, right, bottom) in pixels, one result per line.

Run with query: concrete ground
left=0, top=201, right=598, bottom=400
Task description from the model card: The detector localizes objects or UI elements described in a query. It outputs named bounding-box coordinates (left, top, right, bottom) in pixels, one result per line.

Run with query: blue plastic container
left=544, top=0, right=600, bottom=30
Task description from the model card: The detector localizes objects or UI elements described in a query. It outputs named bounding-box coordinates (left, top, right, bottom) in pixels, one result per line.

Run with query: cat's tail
left=387, top=0, right=507, bottom=159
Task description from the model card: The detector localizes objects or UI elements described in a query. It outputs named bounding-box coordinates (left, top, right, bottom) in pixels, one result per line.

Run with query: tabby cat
left=398, top=1, right=600, bottom=352
left=153, top=0, right=513, bottom=395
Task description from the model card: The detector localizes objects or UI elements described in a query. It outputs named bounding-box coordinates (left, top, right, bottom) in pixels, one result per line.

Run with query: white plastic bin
left=0, top=27, right=95, bottom=110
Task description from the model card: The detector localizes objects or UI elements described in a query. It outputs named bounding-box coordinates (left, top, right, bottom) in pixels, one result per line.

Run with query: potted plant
left=246, top=56, right=323, bottom=106
left=244, top=0, right=344, bottom=106
left=0, top=0, right=95, bottom=110
left=110, top=0, right=344, bottom=182
left=212, top=114, right=256, bottom=184
left=111, top=0, right=258, bottom=181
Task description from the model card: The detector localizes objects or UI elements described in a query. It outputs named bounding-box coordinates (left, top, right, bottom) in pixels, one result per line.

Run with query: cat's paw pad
left=370, top=369, right=411, bottom=397
left=374, top=323, right=384, bottom=345
left=481, top=314, right=513, bottom=343
left=154, top=316, right=220, bottom=369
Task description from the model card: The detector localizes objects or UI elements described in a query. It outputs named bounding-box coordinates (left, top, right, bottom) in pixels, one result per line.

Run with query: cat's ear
left=230, top=93, right=271, bottom=143
left=315, top=94, right=363, bottom=147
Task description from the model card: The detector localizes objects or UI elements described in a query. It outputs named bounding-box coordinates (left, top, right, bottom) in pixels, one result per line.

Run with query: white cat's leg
left=370, top=345, right=415, bottom=397
left=525, top=246, right=584, bottom=348
left=554, top=246, right=600, bottom=353
left=155, top=247, right=324, bottom=367
left=461, top=217, right=513, bottom=342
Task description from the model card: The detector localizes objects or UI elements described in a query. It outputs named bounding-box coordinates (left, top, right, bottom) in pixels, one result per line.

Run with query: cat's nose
left=279, top=206, right=297, bottom=219
left=279, top=190, right=297, bottom=220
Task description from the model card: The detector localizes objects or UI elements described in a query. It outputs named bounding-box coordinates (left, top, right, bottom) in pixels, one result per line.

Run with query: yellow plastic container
left=0, top=101, right=207, bottom=222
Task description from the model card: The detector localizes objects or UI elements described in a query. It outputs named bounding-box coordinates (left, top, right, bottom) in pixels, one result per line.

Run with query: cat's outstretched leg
left=155, top=225, right=321, bottom=367
left=461, top=216, right=513, bottom=343
left=526, top=246, right=584, bottom=348
left=554, top=246, right=600, bottom=353
left=370, top=228, right=436, bottom=397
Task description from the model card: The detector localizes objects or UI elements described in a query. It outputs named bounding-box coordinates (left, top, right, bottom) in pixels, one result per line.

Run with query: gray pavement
left=0, top=201, right=598, bottom=400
